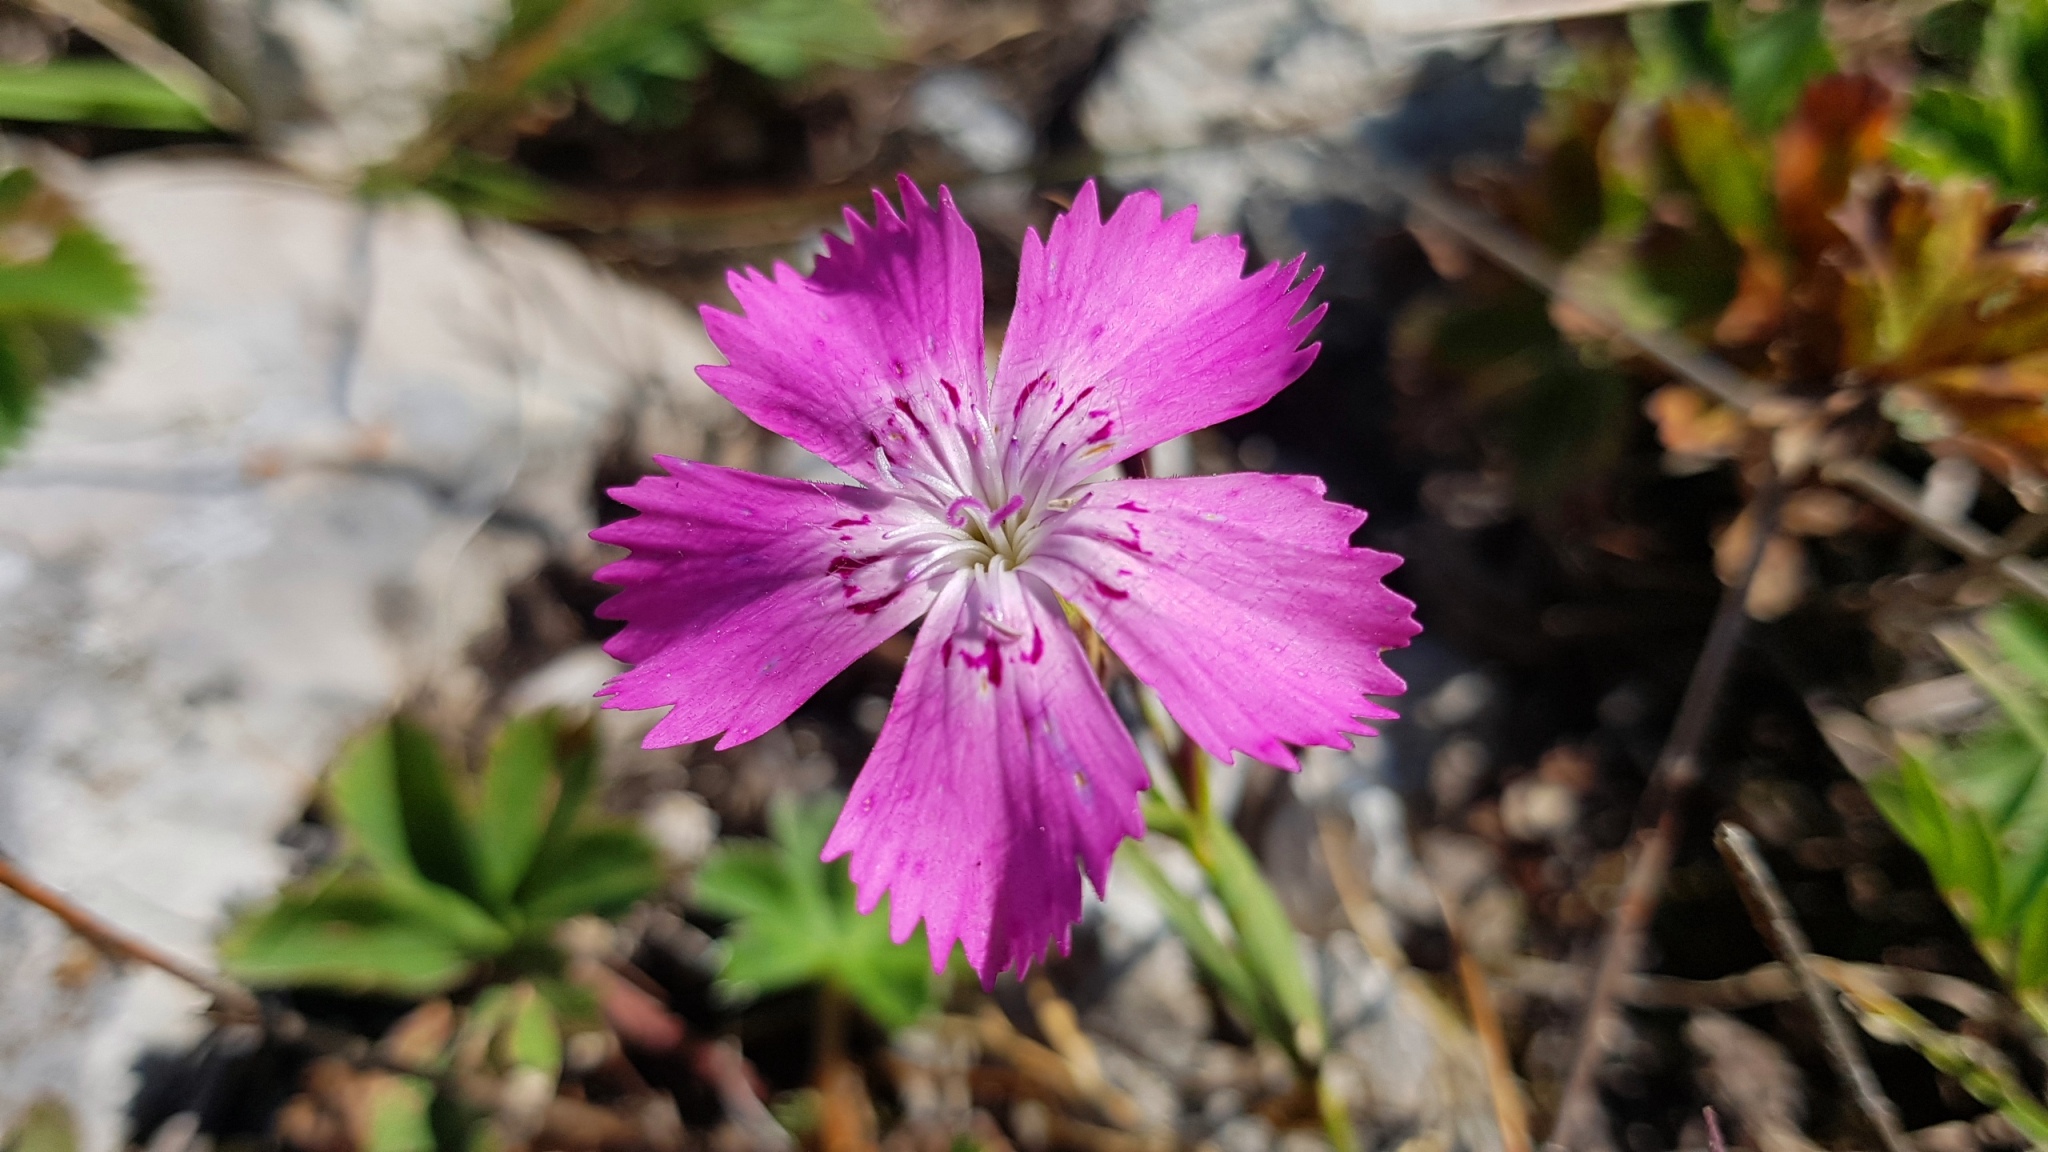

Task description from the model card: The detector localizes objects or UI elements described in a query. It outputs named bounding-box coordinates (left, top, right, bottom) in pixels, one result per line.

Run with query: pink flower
left=593, top=177, right=1420, bottom=984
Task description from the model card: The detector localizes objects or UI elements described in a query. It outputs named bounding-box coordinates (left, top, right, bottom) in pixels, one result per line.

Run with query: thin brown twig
left=1444, top=899, right=1535, bottom=1152
left=1546, top=470, right=1784, bottom=1151
left=1714, top=824, right=1914, bottom=1152
left=1501, top=955, right=2006, bottom=1024
left=971, top=1006, right=1163, bottom=1143
left=0, top=853, right=260, bottom=1016
left=1314, top=815, right=1411, bottom=975
left=1370, top=163, right=2048, bottom=605
left=1317, top=815, right=1532, bottom=1152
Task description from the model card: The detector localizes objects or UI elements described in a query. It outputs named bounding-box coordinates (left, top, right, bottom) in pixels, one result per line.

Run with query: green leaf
left=1630, top=2, right=1731, bottom=98
left=1725, top=0, right=1833, bottom=132
left=1947, top=798, right=2005, bottom=936
left=361, top=1075, right=436, bottom=1152
left=475, top=711, right=559, bottom=908
left=532, top=721, right=597, bottom=863
left=835, top=908, right=942, bottom=1030
left=1983, top=0, right=2048, bottom=182
left=0, top=62, right=211, bottom=131
left=2014, top=883, right=2048, bottom=993
left=0, top=328, right=34, bottom=459
left=327, top=726, right=424, bottom=881
left=1894, top=751, right=1959, bottom=883
left=1941, top=728, right=2039, bottom=827
left=411, top=150, right=563, bottom=222
left=1985, top=599, right=2048, bottom=688
left=708, top=0, right=893, bottom=79
left=0, top=229, right=143, bottom=321
left=716, top=905, right=833, bottom=994
left=1899, top=87, right=2013, bottom=184
left=220, top=873, right=492, bottom=995
left=695, top=841, right=799, bottom=921
left=1665, top=92, right=1778, bottom=247
left=380, top=873, right=521, bottom=955
left=517, top=825, right=663, bottom=922
left=1195, top=807, right=1328, bottom=1063
left=696, top=793, right=941, bottom=1028
left=390, top=719, right=484, bottom=900
left=504, top=984, right=564, bottom=1079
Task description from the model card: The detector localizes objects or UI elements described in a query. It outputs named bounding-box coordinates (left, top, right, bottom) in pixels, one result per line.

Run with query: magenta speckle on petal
left=848, top=586, right=907, bottom=615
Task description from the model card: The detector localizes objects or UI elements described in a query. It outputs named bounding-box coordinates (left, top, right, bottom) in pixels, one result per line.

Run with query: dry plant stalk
left=1546, top=472, right=1784, bottom=1150
left=0, top=853, right=259, bottom=1016
left=1714, top=823, right=1912, bottom=1152
left=27, top=0, right=249, bottom=128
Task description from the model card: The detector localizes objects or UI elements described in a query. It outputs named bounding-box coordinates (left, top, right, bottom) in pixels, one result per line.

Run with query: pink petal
left=592, top=457, right=942, bottom=749
left=990, top=182, right=1325, bottom=485
left=1029, top=473, right=1419, bottom=770
left=699, top=176, right=987, bottom=485
left=823, top=569, right=1148, bottom=984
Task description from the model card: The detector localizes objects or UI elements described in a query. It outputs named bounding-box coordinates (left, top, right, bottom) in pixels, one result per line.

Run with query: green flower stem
left=1134, top=710, right=1357, bottom=1152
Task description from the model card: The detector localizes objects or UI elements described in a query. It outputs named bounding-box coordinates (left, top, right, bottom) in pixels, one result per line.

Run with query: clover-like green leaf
left=695, top=793, right=942, bottom=1030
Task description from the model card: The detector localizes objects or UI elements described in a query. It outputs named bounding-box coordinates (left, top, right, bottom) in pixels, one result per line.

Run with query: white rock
left=0, top=158, right=726, bottom=1149
left=207, top=0, right=509, bottom=178
left=643, top=792, right=720, bottom=871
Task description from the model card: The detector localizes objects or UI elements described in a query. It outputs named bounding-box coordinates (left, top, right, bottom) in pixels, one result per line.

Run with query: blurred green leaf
left=0, top=229, right=143, bottom=321
left=0, top=166, right=140, bottom=462
left=518, top=0, right=890, bottom=126
left=518, top=824, right=663, bottom=922
left=220, top=874, right=495, bottom=995
left=231, top=711, right=660, bottom=993
left=708, top=0, right=893, bottom=78
left=0, top=62, right=210, bottom=131
left=362, top=1075, right=437, bottom=1152
left=1896, top=0, right=2048, bottom=220
left=1725, top=0, right=1832, bottom=132
left=504, top=984, right=564, bottom=1079
left=1629, top=0, right=1830, bottom=133
left=414, top=150, right=563, bottom=222
left=390, top=719, right=483, bottom=899
left=1986, top=599, right=2048, bottom=688
left=1195, top=805, right=1327, bottom=1063
left=328, top=725, right=426, bottom=882
left=1866, top=602, right=2048, bottom=997
left=1665, top=92, right=1778, bottom=246
left=696, top=793, right=941, bottom=1030
left=476, top=712, right=560, bottom=909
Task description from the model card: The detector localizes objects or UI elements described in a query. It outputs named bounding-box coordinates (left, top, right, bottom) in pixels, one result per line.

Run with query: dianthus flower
left=593, top=177, right=1420, bottom=983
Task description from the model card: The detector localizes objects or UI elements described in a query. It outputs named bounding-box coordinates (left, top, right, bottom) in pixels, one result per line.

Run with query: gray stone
left=204, top=0, right=508, bottom=178
left=0, top=157, right=726, bottom=1148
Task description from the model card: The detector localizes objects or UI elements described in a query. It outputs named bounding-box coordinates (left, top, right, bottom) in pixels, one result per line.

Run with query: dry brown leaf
left=1715, top=510, right=1811, bottom=620
left=1646, top=384, right=1748, bottom=461
left=1780, top=487, right=1860, bottom=536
